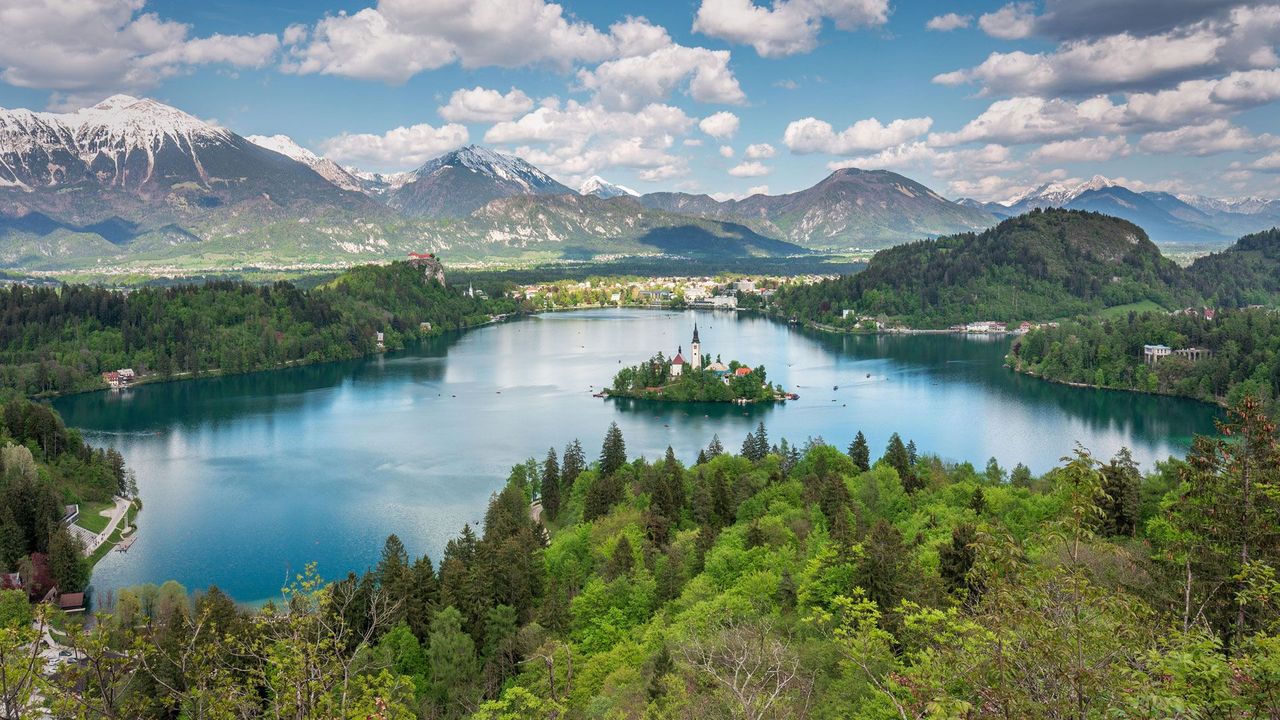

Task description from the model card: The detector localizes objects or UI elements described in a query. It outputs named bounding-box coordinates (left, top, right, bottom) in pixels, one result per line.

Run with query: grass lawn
left=74, top=500, right=115, bottom=534
left=1096, top=300, right=1166, bottom=319
left=88, top=501, right=139, bottom=567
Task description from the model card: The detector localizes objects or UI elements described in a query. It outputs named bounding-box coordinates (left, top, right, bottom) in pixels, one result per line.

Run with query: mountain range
left=1, top=94, right=1276, bottom=271
left=961, top=176, right=1280, bottom=247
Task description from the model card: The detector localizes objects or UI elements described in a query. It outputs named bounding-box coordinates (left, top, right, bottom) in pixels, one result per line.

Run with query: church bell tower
left=690, top=324, right=702, bottom=371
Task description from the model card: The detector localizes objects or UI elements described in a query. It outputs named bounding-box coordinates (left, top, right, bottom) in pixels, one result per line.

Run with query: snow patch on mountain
left=579, top=175, right=638, bottom=199
left=414, top=145, right=563, bottom=192
left=248, top=134, right=363, bottom=192
left=1004, top=175, right=1116, bottom=208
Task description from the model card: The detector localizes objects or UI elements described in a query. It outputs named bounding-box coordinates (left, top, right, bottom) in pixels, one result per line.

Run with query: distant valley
left=1, top=95, right=1278, bottom=272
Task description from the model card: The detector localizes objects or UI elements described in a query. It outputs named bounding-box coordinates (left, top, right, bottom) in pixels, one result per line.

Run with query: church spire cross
left=692, top=323, right=700, bottom=344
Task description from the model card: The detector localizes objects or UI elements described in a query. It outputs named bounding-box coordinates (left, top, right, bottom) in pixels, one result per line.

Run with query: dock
left=116, top=534, right=137, bottom=552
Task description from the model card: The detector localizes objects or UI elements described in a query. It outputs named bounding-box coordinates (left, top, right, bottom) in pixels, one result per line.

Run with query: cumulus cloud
left=1028, top=135, right=1131, bottom=162
left=1138, top=119, right=1277, bottom=156
left=719, top=145, right=735, bottom=157
left=0, top=0, right=278, bottom=97
left=578, top=41, right=745, bottom=110
left=926, top=13, right=972, bottom=32
left=784, top=116, right=934, bottom=154
left=728, top=160, right=771, bottom=177
left=320, top=122, right=469, bottom=169
left=438, top=86, right=534, bottom=122
left=483, top=99, right=695, bottom=184
left=978, top=3, right=1037, bottom=39
left=284, top=0, right=616, bottom=83
left=745, top=142, right=776, bottom=158
left=699, top=111, right=740, bottom=138
left=692, top=0, right=890, bottom=58
left=939, top=5, right=1280, bottom=96
left=929, top=96, right=1123, bottom=146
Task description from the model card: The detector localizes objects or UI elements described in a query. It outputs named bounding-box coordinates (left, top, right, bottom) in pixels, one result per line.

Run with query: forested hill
left=772, top=208, right=1201, bottom=327
left=0, top=261, right=525, bottom=396
left=1187, top=227, right=1280, bottom=306
left=23, top=402, right=1280, bottom=716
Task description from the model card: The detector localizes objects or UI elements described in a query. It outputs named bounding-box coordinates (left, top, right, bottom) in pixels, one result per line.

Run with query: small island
left=607, top=324, right=794, bottom=403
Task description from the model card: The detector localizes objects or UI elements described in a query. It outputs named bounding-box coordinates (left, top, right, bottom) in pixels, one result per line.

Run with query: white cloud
left=284, top=0, right=616, bottom=83
left=438, top=86, right=534, bottom=122
left=784, top=116, right=934, bottom=154
left=1138, top=119, right=1277, bottom=156
left=719, top=145, right=735, bottom=158
left=745, top=142, right=776, bottom=158
left=683, top=138, right=704, bottom=146
left=0, top=0, right=278, bottom=96
left=483, top=99, right=695, bottom=185
left=578, top=41, right=745, bottom=110
left=746, top=184, right=769, bottom=195
left=692, top=0, right=889, bottom=57
left=978, top=3, right=1037, bottom=39
left=1029, top=135, right=1131, bottom=162
left=319, top=122, right=469, bottom=169
left=929, top=96, right=1122, bottom=146
left=728, top=160, right=771, bottom=177
left=699, top=111, right=740, bottom=138
left=941, top=5, right=1280, bottom=96
left=926, top=13, right=972, bottom=32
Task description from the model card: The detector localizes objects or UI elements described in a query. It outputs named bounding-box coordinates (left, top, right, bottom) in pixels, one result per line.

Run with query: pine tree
left=48, top=525, right=88, bottom=593
left=857, top=519, right=911, bottom=615
left=1010, top=463, right=1033, bottom=488
left=696, top=449, right=708, bottom=465
left=969, top=487, right=987, bottom=515
left=427, top=606, right=477, bottom=716
left=377, top=534, right=412, bottom=624
left=753, top=422, right=769, bottom=460
left=707, top=434, right=724, bottom=458
left=906, top=439, right=919, bottom=466
left=847, top=430, right=870, bottom=472
left=541, top=447, right=562, bottom=521
left=883, top=433, right=918, bottom=491
left=406, top=554, right=438, bottom=641
left=600, top=422, right=627, bottom=477
left=584, top=472, right=624, bottom=522
left=562, top=439, right=586, bottom=489
left=606, top=535, right=635, bottom=579
left=1100, top=448, right=1140, bottom=536
left=939, top=522, right=978, bottom=601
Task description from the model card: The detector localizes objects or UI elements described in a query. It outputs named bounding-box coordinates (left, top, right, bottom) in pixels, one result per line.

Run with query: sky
left=1, top=0, right=1279, bottom=202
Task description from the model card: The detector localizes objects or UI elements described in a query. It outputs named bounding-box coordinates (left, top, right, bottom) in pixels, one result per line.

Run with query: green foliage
left=1013, top=306, right=1280, bottom=409
left=773, top=208, right=1200, bottom=327
left=0, top=261, right=523, bottom=395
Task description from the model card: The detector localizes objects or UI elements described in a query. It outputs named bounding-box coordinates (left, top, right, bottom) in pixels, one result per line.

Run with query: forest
left=1011, top=307, right=1280, bottom=409
left=0, top=394, right=124, bottom=601
left=0, top=261, right=525, bottom=396
left=610, top=354, right=780, bottom=402
left=9, top=398, right=1280, bottom=718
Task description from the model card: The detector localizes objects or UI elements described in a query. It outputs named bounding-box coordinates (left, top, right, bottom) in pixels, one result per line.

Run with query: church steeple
left=690, top=324, right=702, bottom=371
left=692, top=323, right=700, bottom=344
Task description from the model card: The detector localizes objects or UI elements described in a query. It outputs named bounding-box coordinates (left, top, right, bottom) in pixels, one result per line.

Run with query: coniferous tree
left=906, top=439, right=919, bottom=466
left=741, top=431, right=758, bottom=460
left=696, top=448, right=708, bottom=465
left=599, top=422, right=627, bottom=477
left=540, top=447, right=561, bottom=521
left=47, top=525, right=88, bottom=593
left=606, top=535, right=635, bottom=579
left=406, top=554, right=438, bottom=641
left=427, top=606, right=477, bottom=716
left=939, top=522, right=979, bottom=601
left=1010, top=463, right=1034, bottom=488
left=883, top=432, right=919, bottom=491
left=707, top=434, right=724, bottom=458
left=1100, top=448, right=1141, bottom=536
left=584, top=472, right=624, bottom=522
left=848, top=430, right=870, bottom=472
left=753, top=422, right=769, bottom=459
left=562, top=439, right=586, bottom=488
left=376, top=534, right=412, bottom=624
left=857, top=519, right=911, bottom=616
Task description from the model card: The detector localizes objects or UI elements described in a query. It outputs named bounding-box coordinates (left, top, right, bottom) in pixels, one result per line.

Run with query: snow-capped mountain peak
left=247, top=134, right=363, bottom=192
left=415, top=144, right=563, bottom=192
left=579, top=175, right=638, bottom=199
left=1004, top=175, right=1117, bottom=207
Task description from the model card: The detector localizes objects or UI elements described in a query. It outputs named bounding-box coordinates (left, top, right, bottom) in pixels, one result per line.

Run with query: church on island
left=670, top=324, right=734, bottom=380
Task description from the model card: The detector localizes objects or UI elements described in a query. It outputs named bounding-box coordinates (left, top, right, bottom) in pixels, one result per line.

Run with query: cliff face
left=409, top=254, right=447, bottom=285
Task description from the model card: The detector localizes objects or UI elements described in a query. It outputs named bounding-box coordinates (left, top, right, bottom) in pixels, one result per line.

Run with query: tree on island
left=540, top=448, right=561, bottom=521
left=847, top=431, right=870, bottom=472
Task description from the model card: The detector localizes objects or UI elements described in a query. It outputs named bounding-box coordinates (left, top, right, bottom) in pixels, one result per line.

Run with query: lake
left=54, top=309, right=1219, bottom=602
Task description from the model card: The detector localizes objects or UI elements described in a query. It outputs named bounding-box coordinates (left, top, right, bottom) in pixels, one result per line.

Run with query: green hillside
left=773, top=208, right=1201, bottom=327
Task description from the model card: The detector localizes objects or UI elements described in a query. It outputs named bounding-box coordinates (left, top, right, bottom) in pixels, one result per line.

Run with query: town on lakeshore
left=606, top=323, right=795, bottom=404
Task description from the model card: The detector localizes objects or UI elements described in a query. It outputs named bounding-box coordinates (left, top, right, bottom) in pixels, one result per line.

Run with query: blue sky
left=1, top=0, right=1279, bottom=201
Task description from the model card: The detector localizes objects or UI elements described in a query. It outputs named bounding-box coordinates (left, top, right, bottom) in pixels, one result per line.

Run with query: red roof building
left=671, top=354, right=686, bottom=365
left=735, top=367, right=752, bottom=376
